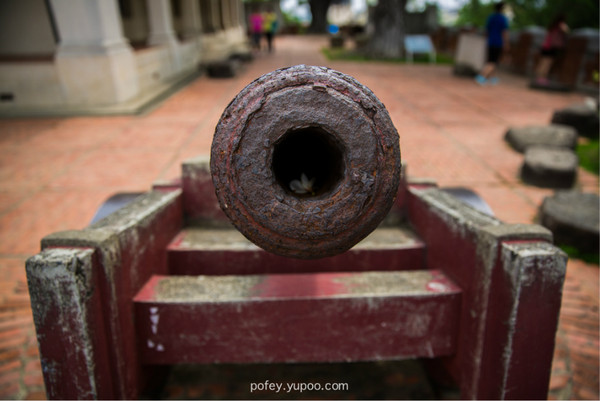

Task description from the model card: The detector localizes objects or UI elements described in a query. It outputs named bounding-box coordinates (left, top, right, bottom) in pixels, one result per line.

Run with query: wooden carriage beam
left=134, top=270, right=461, bottom=365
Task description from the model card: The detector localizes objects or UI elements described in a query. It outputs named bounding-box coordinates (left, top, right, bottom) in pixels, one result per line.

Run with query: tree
left=455, top=0, right=494, bottom=28
left=307, top=0, right=333, bottom=33
left=455, top=0, right=599, bottom=30
left=367, top=0, right=407, bottom=59
left=506, top=0, right=599, bottom=30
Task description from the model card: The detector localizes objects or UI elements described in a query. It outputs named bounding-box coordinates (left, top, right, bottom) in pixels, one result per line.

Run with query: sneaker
left=475, top=75, right=487, bottom=86
left=535, top=77, right=549, bottom=86
left=489, top=77, right=499, bottom=85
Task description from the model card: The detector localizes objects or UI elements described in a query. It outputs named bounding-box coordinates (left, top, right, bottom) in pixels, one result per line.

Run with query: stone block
left=551, top=102, right=599, bottom=139
left=353, top=34, right=370, bottom=51
left=453, top=33, right=486, bottom=76
left=505, top=124, right=578, bottom=153
left=540, top=191, right=599, bottom=253
left=529, top=80, right=571, bottom=92
left=453, top=64, right=478, bottom=77
left=521, top=146, right=578, bottom=188
left=330, top=36, right=345, bottom=48
left=207, top=58, right=241, bottom=78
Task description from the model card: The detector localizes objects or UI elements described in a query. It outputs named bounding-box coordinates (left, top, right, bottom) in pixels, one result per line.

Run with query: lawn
left=576, top=138, right=599, bottom=175
left=322, top=47, right=454, bottom=65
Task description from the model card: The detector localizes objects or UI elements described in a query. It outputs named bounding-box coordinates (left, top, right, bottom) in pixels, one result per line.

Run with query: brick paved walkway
left=0, top=35, right=597, bottom=399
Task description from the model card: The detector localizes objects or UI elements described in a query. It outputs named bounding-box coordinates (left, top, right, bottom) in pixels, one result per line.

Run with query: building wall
left=120, top=0, right=149, bottom=45
left=0, top=0, right=249, bottom=115
left=0, top=0, right=56, bottom=56
left=0, top=63, right=63, bottom=107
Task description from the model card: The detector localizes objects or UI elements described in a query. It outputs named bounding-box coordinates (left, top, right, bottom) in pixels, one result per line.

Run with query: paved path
left=0, top=35, right=597, bottom=399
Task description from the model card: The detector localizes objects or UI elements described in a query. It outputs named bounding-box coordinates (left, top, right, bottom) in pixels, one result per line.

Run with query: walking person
left=249, top=8, right=263, bottom=51
left=534, top=14, right=569, bottom=86
left=475, top=2, right=510, bottom=86
left=262, top=8, right=278, bottom=53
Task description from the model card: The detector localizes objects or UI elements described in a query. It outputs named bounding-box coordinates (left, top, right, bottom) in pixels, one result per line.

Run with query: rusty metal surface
left=210, top=65, right=401, bottom=259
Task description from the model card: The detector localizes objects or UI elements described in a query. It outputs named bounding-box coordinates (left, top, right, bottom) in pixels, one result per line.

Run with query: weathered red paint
left=406, top=185, right=566, bottom=399
left=167, top=226, right=426, bottom=275
left=36, top=190, right=184, bottom=399
left=27, top=175, right=568, bottom=399
left=26, top=70, right=567, bottom=400
left=134, top=271, right=461, bottom=365
left=26, top=248, right=115, bottom=399
left=180, top=157, right=229, bottom=224
left=477, top=240, right=565, bottom=399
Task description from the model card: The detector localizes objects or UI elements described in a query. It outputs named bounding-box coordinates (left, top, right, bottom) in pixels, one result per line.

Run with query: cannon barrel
left=210, top=65, right=401, bottom=259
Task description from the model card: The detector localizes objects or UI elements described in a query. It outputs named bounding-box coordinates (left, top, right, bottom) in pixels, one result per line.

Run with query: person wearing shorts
left=535, top=14, right=569, bottom=85
left=475, top=2, right=510, bottom=85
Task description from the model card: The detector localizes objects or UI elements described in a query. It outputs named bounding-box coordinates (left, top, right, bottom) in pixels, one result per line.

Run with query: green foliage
left=507, top=0, right=599, bottom=30
left=282, top=10, right=302, bottom=25
left=455, top=0, right=495, bottom=28
left=576, top=138, right=600, bottom=175
left=282, top=10, right=308, bottom=34
left=322, top=47, right=455, bottom=64
left=455, top=0, right=599, bottom=30
left=560, top=244, right=600, bottom=265
left=559, top=138, right=600, bottom=266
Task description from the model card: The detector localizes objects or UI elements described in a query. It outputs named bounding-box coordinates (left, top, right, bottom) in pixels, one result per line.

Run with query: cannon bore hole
left=272, top=127, right=345, bottom=197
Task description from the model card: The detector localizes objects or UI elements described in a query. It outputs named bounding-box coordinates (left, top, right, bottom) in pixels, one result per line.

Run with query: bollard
left=210, top=65, right=401, bottom=259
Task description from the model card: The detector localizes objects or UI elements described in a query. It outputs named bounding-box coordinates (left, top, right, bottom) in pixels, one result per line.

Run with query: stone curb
left=540, top=191, right=600, bottom=253
left=521, top=146, right=578, bottom=188
left=505, top=124, right=578, bottom=153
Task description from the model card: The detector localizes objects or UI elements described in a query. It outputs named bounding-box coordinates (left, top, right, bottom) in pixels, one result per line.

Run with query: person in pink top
left=249, top=10, right=263, bottom=51
left=535, top=14, right=569, bottom=85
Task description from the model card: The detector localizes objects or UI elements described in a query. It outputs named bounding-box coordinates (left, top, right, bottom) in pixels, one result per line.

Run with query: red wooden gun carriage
left=27, top=66, right=566, bottom=399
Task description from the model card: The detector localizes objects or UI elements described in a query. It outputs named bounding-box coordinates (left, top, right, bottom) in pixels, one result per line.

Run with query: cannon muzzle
left=210, top=65, right=401, bottom=259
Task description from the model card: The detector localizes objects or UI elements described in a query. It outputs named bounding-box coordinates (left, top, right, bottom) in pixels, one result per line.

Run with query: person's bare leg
left=535, top=57, right=553, bottom=83
left=480, top=63, right=496, bottom=79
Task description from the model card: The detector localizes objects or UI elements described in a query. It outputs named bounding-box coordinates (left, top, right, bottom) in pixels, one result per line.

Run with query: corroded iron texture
left=211, top=65, right=401, bottom=259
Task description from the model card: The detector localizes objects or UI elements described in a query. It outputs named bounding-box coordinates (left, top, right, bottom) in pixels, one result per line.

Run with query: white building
left=0, top=0, right=250, bottom=116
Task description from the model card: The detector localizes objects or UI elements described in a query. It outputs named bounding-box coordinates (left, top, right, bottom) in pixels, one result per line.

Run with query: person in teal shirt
left=262, top=8, right=278, bottom=53
left=476, top=2, right=510, bottom=85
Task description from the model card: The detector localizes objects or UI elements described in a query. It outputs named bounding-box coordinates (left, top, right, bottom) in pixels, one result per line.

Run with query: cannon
left=211, top=65, right=401, bottom=258
left=27, top=66, right=566, bottom=399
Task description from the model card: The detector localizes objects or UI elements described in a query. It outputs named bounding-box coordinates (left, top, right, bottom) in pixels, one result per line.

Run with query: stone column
left=50, top=0, right=139, bottom=105
left=231, top=0, right=244, bottom=29
left=180, top=0, right=202, bottom=40
left=146, top=0, right=178, bottom=47
left=146, top=0, right=182, bottom=70
left=210, top=0, right=223, bottom=31
left=221, top=0, right=231, bottom=30
left=232, top=0, right=246, bottom=34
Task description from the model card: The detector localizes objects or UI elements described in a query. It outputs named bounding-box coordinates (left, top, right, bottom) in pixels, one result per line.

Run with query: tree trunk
left=308, top=0, right=332, bottom=34
left=367, top=0, right=406, bottom=58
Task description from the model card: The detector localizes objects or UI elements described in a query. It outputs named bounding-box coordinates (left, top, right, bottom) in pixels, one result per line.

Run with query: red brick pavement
left=0, top=35, right=597, bottom=399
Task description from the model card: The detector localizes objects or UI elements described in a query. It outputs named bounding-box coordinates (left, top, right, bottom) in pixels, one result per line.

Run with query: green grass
left=321, top=47, right=454, bottom=65
left=560, top=244, right=600, bottom=265
left=565, top=138, right=599, bottom=264
left=576, top=138, right=599, bottom=175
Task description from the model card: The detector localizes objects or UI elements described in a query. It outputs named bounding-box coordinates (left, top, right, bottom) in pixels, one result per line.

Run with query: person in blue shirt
left=476, top=2, right=510, bottom=85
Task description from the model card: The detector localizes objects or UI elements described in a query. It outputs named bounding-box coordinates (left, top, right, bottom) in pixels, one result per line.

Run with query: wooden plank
left=167, top=226, right=426, bottom=275
left=40, top=190, right=183, bottom=399
left=134, top=270, right=461, bottom=365
left=26, top=248, right=114, bottom=400
left=477, top=240, right=566, bottom=400
left=407, top=186, right=563, bottom=399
